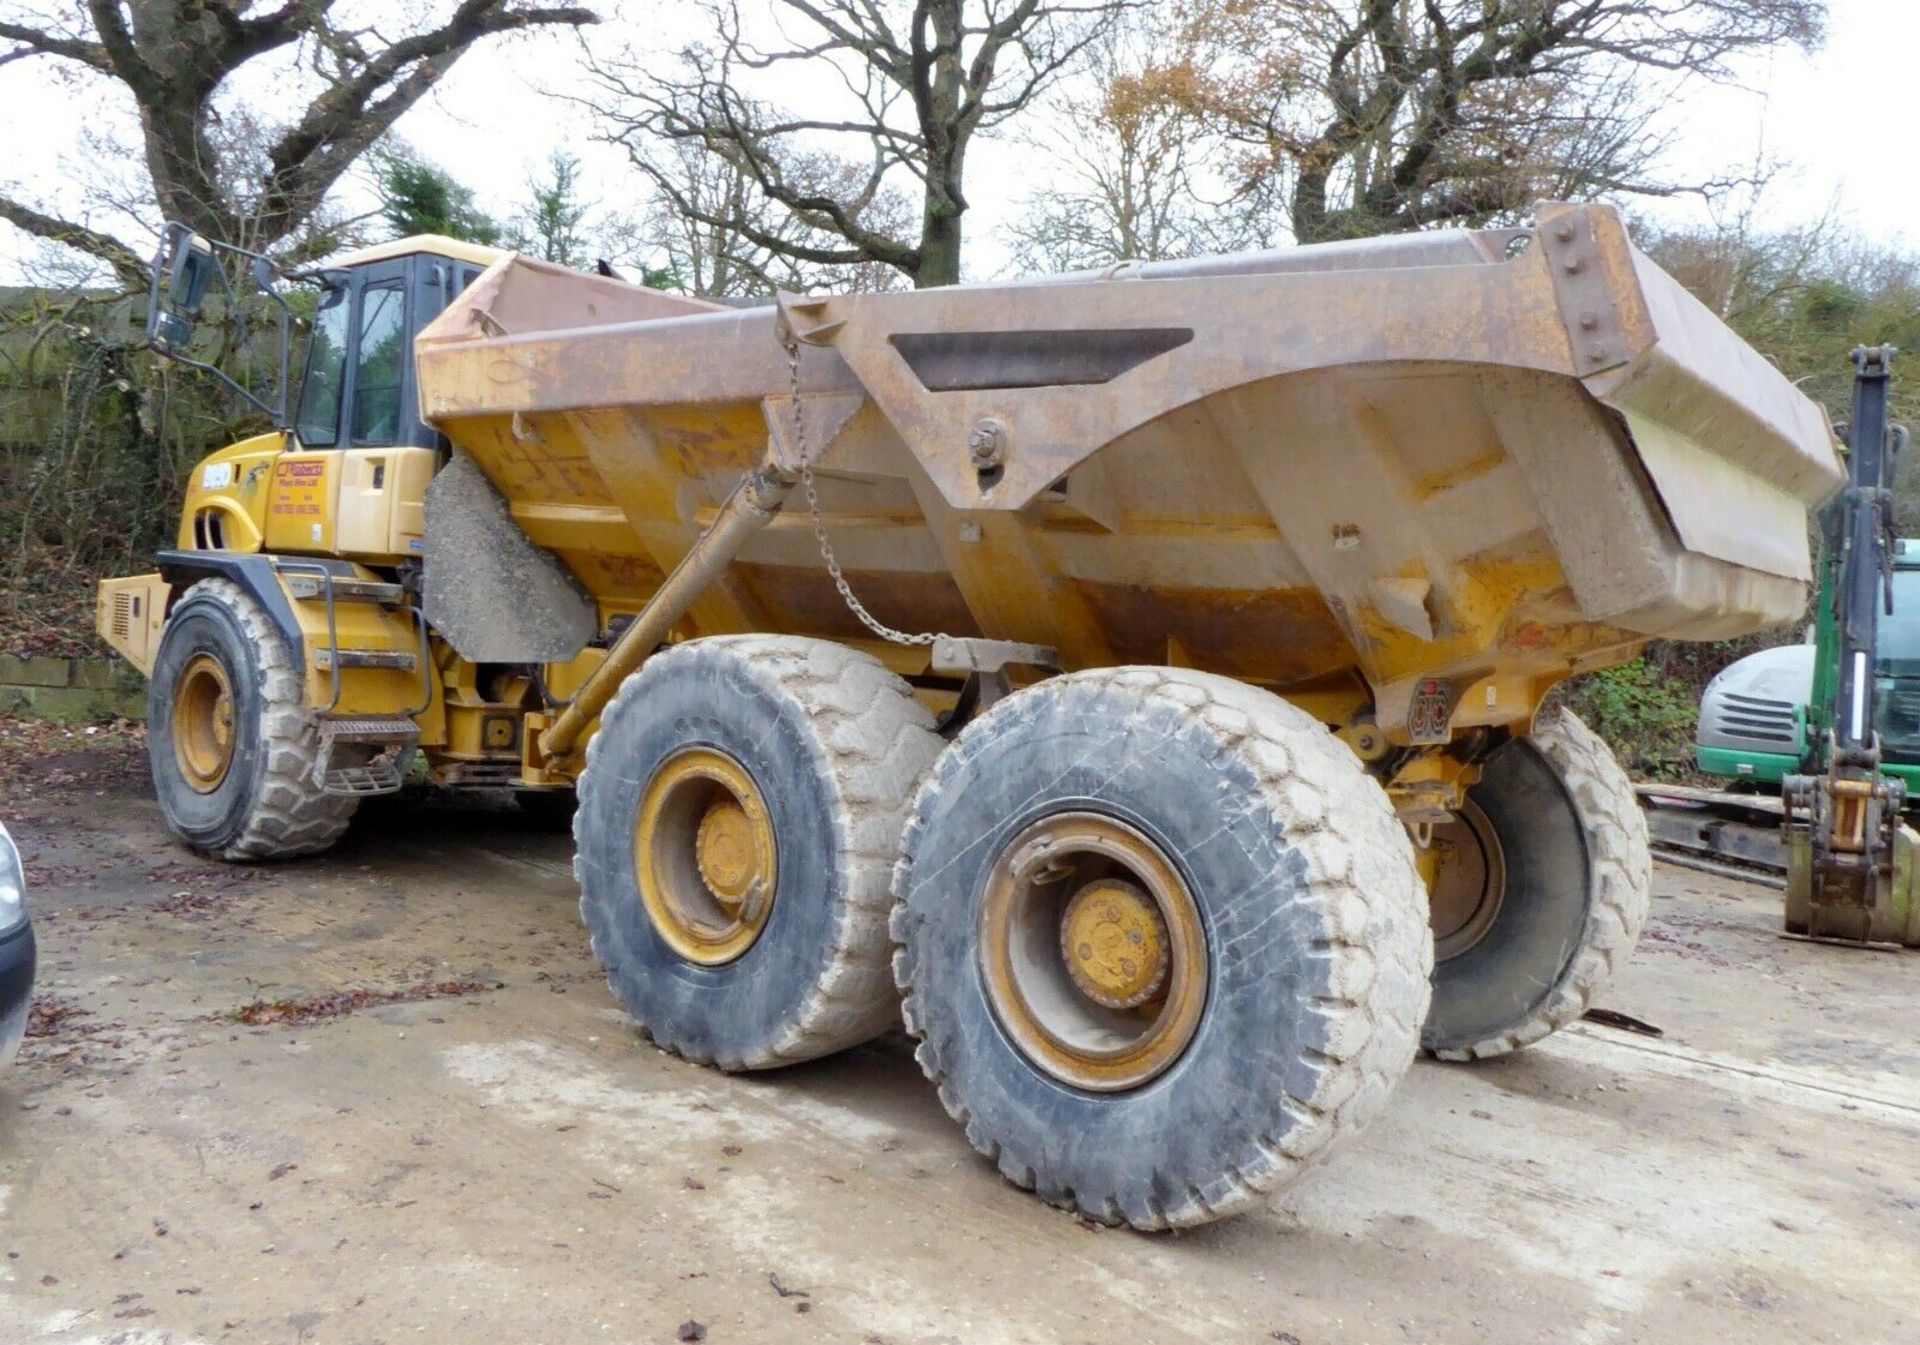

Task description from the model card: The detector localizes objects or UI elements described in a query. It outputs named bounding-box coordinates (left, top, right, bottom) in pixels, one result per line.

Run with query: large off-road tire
left=147, top=578, right=357, bottom=861
left=890, top=667, right=1433, bottom=1231
left=1421, top=708, right=1652, bottom=1060
left=574, top=636, right=943, bottom=1070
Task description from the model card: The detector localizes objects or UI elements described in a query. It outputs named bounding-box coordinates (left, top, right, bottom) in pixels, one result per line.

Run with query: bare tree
left=582, top=0, right=1124, bottom=288
left=639, top=136, right=796, bottom=296
left=1005, top=15, right=1277, bottom=273
left=626, top=134, right=914, bottom=296
left=0, top=1, right=597, bottom=283
left=1180, top=0, right=1827, bottom=244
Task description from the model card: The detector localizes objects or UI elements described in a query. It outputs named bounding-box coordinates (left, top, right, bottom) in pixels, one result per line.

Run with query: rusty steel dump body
left=414, top=202, right=1840, bottom=744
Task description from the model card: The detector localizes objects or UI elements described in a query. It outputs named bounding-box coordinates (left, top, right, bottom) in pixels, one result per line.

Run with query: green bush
left=0, top=289, right=250, bottom=657
left=1556, top=655, right=1712, bottom=782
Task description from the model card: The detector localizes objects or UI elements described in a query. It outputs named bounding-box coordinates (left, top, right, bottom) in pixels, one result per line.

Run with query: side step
left=312, top=715, right=420, bottom=797
left=315, top=648, right=417, bottom=671
left=285, top=574, right=406, bottom=604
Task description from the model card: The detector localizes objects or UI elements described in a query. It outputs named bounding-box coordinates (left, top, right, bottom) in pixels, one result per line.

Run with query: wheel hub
left=172, top=652, right=236, bottom=793
left=1424, top=796, right=1507, bottom=961
left=979, top=812, right=1207, bottom=1093
left=694, top=796, right=760, bottom=908
left=1060, top=879, right=1168, bottom=1010
left=635, top=749, right=777, bottom=966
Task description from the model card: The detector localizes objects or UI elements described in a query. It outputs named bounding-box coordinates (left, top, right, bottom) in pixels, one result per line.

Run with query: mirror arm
left=142, top=221, right=295, bottom=428
left=143, top=347, right=286, bottom=422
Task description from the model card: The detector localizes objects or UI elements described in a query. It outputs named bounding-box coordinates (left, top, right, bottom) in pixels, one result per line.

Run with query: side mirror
left=141, top=220, right=295, bottom=425
left=155, top=233, right=216, bottom=349
left=168, top=239, right=214, bottom=314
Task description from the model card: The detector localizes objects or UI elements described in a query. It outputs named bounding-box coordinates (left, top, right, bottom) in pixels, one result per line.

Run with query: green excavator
left=1652, top=347, right=1920, bottom=946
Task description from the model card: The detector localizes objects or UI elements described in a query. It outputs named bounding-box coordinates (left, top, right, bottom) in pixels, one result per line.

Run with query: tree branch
left=0, top=195, right=146, bottom=287
left=0, top=18, right=109, bottom=70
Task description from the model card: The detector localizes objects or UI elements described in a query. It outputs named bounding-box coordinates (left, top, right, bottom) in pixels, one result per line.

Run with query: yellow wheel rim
left=172, top=653, right=236, bottom=793
left=634, top=748, right=777, bottom=966
left=980, top=813, right=1207, bottom=1093
left=1424, top=797, right=1507, bottom=961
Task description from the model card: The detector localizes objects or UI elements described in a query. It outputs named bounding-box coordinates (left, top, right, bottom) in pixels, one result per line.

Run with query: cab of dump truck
left=93, top=227, right=572, bottom=812
left=108, top=228, right=500, bottom=552
left=147, top=233, right=500, bottom=557
left=288, top=236, right=499, bottom=454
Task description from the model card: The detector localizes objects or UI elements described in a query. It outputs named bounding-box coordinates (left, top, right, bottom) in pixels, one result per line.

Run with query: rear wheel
left=147, top=578, right=357, bottom=860
left=891, top=667, right=1432, bottom=1230
left=1421, top=709, right=1652, bottom=1060
left=573, top=636, right=942, bottom=1069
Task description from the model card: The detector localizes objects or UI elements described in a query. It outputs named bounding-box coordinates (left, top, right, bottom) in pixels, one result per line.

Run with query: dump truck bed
left=413, top=202, right=1839, bottom=740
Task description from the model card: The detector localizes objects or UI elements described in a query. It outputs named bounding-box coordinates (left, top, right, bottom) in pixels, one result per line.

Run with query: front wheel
left=891, top=668, right=1433, bottom=1230
left=147, top=578, right=357, bottom=861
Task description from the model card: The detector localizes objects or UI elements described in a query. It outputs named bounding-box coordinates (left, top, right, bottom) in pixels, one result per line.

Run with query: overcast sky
left=0, top=0, right=1914, bottom=284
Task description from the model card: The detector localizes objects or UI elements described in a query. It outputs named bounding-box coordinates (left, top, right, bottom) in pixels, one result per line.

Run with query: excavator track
left=1636, top=784, right=1788, bottom=889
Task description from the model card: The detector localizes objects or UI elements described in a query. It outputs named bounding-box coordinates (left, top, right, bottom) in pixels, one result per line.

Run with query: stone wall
left=0, top=655, right=145, bottom=722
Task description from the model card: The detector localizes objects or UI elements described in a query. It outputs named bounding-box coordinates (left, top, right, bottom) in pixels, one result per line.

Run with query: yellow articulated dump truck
left=99, top=205, right=1839, bottom=1229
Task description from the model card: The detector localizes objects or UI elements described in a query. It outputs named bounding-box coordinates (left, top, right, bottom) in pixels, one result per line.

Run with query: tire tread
left=164, top=578, right=356, bottom=861
left=575, top=635, right=941, bottom=1070
left=1429, top=707, right=1653, bottom=1061
left=891, top=665, right=1433, bottom=1230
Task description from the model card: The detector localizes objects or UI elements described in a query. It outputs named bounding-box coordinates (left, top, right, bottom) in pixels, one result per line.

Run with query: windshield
left=294, top=285, right=350, bottom=446
left=1877, top=570, right=1920, bottom=674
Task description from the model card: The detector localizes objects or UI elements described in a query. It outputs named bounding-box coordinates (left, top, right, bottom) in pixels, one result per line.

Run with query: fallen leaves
left=0, top=717, right=146, bottom=801
left=232, top=979, right=501, bottom=1027
left=25, top=997, right=90, bottom=1039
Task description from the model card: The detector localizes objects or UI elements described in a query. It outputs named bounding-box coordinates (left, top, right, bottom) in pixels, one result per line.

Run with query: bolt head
left=968, top=418, right=1006, bottom=468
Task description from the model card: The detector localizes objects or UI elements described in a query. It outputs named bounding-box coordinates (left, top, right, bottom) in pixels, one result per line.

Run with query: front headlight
left=0, top=824, right=24, bottom=928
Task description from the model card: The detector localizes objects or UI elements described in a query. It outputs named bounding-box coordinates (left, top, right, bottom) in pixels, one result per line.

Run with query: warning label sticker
left=1407, top=679, right=1453, bottom=745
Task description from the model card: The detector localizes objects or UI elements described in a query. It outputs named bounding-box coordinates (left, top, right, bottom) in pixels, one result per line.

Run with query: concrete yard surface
left=1, top=737, right=1916, bottom=1344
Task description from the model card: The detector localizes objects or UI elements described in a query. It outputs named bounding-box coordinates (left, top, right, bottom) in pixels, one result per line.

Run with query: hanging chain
left=782, top=327, right=945, bottom=648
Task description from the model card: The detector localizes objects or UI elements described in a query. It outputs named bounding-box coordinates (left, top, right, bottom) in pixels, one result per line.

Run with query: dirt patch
left=0, top=717, right=146, bottom=799
left=232, top=979, right=503, bottom=1027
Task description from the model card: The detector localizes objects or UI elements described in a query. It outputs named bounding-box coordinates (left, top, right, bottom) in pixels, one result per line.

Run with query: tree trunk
left=1291, top=164, right=1334, bottom=245
left=918, top=209, right=963, bottom=288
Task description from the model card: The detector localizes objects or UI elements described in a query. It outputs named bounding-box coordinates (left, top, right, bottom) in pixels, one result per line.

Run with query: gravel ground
left=1, top=731, right=1916, bottom=1345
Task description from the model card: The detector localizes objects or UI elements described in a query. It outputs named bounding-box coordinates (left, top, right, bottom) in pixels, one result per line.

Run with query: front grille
left=1709, top=691, right=1797, bottom=744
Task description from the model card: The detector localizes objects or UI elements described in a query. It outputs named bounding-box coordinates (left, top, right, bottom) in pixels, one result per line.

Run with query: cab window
left=351, top=281, right=407, bottom=445
left=294, top=285, right=350, bottom=446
